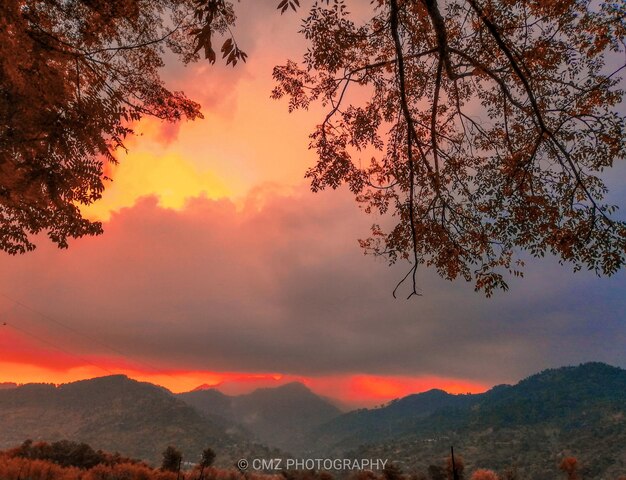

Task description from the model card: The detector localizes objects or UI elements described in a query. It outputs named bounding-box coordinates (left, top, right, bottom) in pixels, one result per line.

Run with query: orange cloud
left=3, top=182, right=619, bottom=410
left=74, top=6, right=326, bottom=223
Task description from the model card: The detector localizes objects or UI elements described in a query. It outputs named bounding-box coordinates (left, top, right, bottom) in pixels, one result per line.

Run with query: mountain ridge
left=177, top=380, right=341, bottom=452
left=322, top=363, right=626, bottom=480
left=0, top=374, right=272, bottom=466
left=0, top=362, right=624, bottom=479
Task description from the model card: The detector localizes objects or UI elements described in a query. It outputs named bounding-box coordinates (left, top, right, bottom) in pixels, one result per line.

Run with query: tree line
left=1, top=440, right=624, bottom=480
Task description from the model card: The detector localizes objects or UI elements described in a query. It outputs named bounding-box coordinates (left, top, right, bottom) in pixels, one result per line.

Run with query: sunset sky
left=0, top=3, right=625, bottom=408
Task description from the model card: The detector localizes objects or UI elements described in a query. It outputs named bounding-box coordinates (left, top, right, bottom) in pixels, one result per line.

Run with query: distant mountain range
left=0, top=363, right=625, bottom=479
left=0, top=375, right=275, bottom=465
left=316, top=362, right=626, bottom=480
left=178, top=382, right=341, bottom=452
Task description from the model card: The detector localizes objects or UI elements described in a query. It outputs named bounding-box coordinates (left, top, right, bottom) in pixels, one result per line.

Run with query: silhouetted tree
left=161, top=446, right=182, bottom=473
left=446, top=453, right=464, bottom=480
left=200, top=448, right=216, bottom=469
left=3, top=0, right=626, bottom=297
left=197, top=448, right=216, bottom=480
left=272, top=0, right=626, bottom=295
left=11, top=440, right=105, bottom=469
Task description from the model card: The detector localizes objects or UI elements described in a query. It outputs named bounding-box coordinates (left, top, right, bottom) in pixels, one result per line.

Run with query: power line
left=1, top=321, right=114, bottom=375
left=0, top=292, right=179, bottom=381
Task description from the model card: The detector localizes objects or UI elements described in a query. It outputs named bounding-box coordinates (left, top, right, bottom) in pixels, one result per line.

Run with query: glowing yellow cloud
left=82, top=151, right=231, bottom=221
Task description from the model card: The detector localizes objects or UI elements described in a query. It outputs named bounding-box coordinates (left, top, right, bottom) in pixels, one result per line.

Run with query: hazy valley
left=0, top=363, right=624, bottom=479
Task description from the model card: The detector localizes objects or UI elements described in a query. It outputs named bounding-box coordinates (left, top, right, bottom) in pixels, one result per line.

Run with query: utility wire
left=0, top=320, right=114, bottom=376
left=0, top=292, right=179, bottom=381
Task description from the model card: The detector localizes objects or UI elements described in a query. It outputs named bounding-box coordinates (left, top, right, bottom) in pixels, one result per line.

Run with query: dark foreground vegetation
left=0, top=441, right=624, bottom=480
left=0, top=441, right=243, bottom=480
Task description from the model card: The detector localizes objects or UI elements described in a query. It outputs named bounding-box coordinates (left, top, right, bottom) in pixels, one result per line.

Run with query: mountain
left=231, top=382, right=342, bottom=451
left=315, top=363, right=626, bottom=480
left=308, top=388, right=478, bottom=452
left=178, top=388, right=234, bottom=421
left=1, top=363, right=624, bottom=479
left=0, top=375, right=272, bottom=465
left=178, top=381, right=342, bottom=452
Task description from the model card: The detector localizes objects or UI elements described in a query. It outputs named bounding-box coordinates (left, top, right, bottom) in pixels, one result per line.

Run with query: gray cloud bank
left=1, top=187, right=624, bottom=385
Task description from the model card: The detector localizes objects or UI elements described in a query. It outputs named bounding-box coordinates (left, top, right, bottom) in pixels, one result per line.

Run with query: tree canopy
left=200, top=448, right=216, bottom=468
left=1, top=0, right=625, bottom=295
left=0, top=0, right=256, bottom=255
left=0, top=0, right=210, bottom=254
left=272, top=0, right=626, bottom=296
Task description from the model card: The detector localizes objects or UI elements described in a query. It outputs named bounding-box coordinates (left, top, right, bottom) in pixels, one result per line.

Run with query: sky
left=0, top=2, right=625, bottom=408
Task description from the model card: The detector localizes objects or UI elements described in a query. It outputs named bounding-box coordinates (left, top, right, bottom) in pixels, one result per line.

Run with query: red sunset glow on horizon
left=0, top=364, right=488, bottom=409
left=0, top=316, right=488, bottom=407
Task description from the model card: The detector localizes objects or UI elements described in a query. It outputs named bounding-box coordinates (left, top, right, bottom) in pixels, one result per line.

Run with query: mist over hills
left=0, top=363, right=624, bottom=479
left=177, top=381, right=341, bottom=452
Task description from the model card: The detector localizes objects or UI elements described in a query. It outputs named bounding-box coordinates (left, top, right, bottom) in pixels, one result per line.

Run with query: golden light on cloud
left=78, top=62, right=320, bottom=222
left=82, top=150, right=231, bottom=221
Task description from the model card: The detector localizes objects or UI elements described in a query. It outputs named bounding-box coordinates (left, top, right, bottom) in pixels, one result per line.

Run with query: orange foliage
left=446, top=455, right=465, bottom=480
left=0, top=454, right=181, bottom=480
left=0, top=455, right=82, bottom=480
left=559, top=457, right=579, bottom=480
left=0, top=451, right=288, bottom=480
left=0, top=0, right=206, bottom=254
left=470, top=469, right=499, bottom=480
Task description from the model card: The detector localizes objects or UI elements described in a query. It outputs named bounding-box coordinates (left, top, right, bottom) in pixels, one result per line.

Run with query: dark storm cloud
left=0, top=187, right=624, bottom=385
